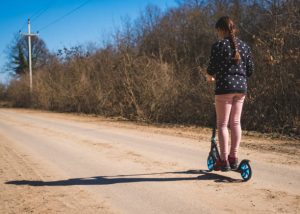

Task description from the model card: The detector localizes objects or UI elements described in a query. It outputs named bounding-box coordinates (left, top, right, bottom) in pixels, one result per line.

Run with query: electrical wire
left=30, top=7, right=45, bottom=21
left=19, top=20, right=28, bottom=31
left=31, top=5, right=51, bottom=22
left=19, top=1, right=52, bottom=31
left=38, top=0, right=91, bottom=32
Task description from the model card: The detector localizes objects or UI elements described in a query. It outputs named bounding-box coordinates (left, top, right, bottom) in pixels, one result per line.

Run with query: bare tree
left=5, top=0, right=299, bottom=136
left=6, top=34, right=50, bottom=76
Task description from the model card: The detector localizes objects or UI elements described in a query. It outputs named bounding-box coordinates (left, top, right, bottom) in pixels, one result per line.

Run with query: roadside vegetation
left=2, top=0, right=299, bottom=136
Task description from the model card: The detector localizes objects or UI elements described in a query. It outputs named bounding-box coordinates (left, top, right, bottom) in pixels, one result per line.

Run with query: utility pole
left=20, top=19, right=38, bottom=93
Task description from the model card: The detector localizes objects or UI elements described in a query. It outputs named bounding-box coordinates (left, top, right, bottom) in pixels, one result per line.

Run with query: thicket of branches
left=4, top=0, right=300, bottom=136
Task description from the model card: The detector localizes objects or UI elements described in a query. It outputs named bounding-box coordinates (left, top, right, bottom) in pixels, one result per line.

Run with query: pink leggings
left=215, top=93, right=246, bottom=160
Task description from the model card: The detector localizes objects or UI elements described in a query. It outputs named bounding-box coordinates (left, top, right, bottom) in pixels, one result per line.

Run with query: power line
left=30, top=7, right=45, bottom=20
left=19, top=20, right=28, bottom=31
left=19, top=2, right=52, bottom=31
left=31, top=5, right=51, bottom=22
left=38, top=0, right=91, bottom=32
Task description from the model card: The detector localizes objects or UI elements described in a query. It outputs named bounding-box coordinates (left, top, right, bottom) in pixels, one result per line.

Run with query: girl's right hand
left=206, top=74, right=215, bottom=83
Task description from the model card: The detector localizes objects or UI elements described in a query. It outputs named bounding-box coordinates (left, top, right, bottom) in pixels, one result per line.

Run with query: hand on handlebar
left=206, top=74, right=215, bottom=83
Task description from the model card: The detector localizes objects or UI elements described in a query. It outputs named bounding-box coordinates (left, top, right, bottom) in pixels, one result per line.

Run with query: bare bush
left=5, top=0, right=299, bottom=136
left=6, top=75, right=31, bottom=107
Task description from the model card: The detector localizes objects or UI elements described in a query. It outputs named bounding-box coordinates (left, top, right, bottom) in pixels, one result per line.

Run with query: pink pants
left=215, top=93, right=246, bottom=160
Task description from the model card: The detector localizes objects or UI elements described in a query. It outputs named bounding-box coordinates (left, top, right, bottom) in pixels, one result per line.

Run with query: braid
left=215, top=16, right=241, bottom=65
left=229, top=30, right=241, bottom=65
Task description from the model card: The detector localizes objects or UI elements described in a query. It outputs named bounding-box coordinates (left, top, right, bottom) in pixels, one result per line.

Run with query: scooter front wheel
left=239, top=160, right=252, bottom=181
left=207, top=154, right=215, bottom=171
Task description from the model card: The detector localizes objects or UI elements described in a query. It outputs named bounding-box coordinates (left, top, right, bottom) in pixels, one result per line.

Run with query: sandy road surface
left=0, top=108, right=299, bottom=214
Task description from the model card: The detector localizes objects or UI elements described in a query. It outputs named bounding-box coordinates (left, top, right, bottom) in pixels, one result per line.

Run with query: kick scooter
left=207, top=109, right=252, bottom=181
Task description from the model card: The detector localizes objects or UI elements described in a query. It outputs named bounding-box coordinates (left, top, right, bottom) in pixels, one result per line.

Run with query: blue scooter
left=207, top=108, right=252, bottom=181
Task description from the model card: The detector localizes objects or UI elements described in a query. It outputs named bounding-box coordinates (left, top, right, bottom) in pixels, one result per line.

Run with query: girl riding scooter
left=206, top=16, right=254, bottom=171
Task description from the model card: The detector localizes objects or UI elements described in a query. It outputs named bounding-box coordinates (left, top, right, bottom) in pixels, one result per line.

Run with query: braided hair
left=215, top=16, right=241, bottom=65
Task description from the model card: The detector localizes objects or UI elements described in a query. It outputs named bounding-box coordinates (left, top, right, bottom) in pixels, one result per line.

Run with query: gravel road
left=0, top=108, right=299, bottom=214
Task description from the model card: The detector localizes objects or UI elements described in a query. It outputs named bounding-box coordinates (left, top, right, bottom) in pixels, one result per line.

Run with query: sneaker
left=214, top=159, right=230, bottom=171
left=228, top=156, right=238, bottom=170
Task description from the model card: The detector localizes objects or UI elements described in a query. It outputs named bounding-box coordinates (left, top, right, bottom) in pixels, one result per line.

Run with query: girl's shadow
left=5, top=170, right=243, bottom=186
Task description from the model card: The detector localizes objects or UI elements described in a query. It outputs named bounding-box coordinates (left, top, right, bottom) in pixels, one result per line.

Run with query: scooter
left=207, top=108, right=252, bottom=181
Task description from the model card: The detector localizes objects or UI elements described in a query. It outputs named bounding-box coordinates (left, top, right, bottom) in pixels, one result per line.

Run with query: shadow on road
left=5, top=170, right=243, bottom=186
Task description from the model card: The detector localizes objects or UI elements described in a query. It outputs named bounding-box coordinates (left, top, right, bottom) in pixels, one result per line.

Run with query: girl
left=206, top=16, right=254, bottom=171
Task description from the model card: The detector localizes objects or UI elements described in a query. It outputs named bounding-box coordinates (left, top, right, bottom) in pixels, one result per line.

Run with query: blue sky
left=0, top=0, right=178, bottom=83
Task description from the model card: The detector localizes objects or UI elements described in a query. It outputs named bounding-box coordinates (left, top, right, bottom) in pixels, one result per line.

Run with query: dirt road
left=0, top=108, right=299, bottom=214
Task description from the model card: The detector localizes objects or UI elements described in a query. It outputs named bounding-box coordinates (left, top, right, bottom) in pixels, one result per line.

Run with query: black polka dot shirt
left=207, top=37, right=254, bottom=95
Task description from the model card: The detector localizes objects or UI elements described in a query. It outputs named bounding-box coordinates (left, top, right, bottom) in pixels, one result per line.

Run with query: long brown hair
left=215, top=16, right=241, bottom=64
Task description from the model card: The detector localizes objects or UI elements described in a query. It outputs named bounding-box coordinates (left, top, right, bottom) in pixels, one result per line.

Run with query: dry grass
left=3, top=0, right=300, bottom=136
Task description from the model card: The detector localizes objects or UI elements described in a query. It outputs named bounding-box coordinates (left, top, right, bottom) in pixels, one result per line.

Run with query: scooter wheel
left=239, top=161, right=252, bottom=181
left=207, top=154, right=215, bottom=171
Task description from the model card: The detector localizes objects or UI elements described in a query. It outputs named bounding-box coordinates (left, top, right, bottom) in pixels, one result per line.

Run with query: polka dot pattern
left=207, top=37, right=254, bottom=94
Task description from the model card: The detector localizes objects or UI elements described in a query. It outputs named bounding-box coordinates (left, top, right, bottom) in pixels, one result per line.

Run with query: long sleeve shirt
left=207, top=37, right=254, bottom=95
